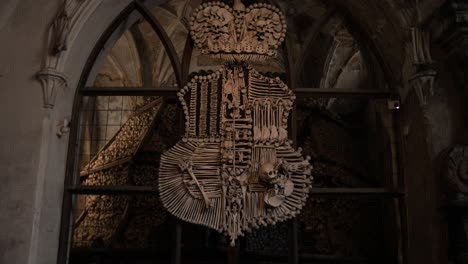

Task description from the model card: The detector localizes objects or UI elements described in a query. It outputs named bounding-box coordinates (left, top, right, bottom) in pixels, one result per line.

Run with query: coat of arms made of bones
left=159, top=0, right=313, bottom=245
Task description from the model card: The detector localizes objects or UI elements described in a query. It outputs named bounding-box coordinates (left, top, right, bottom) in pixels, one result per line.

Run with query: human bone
left=159, top=0, right=312, bottom=246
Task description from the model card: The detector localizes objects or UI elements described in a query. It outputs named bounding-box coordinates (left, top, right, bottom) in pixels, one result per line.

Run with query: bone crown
left=190, top=0, right=287, bottom=61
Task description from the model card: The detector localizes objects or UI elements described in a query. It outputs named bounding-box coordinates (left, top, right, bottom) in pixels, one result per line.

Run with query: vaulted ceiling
left=92, top=0, right=445, bottom=91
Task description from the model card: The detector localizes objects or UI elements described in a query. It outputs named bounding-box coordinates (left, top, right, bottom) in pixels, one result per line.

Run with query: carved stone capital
left=36, top=68, right=67, bottom=109
left=35, top=0, right=103, bottom=109
left=410, top=68, right=437, bottom=105
left=52, top=8, right=70, bottom=56
left=409, top=28, right=437, bottom=105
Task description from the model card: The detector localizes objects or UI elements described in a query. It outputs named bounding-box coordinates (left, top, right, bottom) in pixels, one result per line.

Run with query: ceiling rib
left=135, top=0, right=184, bottom=87
left=292, top=7, right=337, bottom=87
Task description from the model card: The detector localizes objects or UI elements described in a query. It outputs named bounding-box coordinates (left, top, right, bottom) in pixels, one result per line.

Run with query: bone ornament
left=159, top=0, right=312, bottom=246
left=259, top=161, right=295, bottom=207
left=190, top=0, right=287, bottom=62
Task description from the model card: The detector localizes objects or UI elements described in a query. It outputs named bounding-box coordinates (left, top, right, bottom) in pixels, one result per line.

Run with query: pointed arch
left=56, top=1, right=186, bottom=262
left=134, top=1, right=184, bottom=87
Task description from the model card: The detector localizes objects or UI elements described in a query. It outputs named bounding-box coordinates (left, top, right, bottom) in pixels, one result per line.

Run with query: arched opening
left=59, top=1, right=406, bottom=263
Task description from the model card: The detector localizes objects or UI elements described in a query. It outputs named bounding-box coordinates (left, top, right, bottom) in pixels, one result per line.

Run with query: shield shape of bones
left=159, top=0, right=313, bottom=245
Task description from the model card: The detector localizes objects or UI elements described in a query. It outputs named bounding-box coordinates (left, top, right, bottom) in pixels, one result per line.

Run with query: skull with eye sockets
left=259, top=162, right=278, bottom=183
left=233, top=0, right=246, bottom=18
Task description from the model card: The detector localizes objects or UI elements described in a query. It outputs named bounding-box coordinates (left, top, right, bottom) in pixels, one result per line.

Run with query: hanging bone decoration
left=159, top=0, right=312, bottom=246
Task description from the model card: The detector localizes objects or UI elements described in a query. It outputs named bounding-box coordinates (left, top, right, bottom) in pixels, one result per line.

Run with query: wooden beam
left=82, top=86, right=392, bottom=98
left=295, top=88, right=393, bottom=98
left=286, top=38, right=300, bottom=264
left=393, top=108, right=409, bottom=264
left=67, top=186, right=402, bottom=198
left=288, top=219, right=299, bottom=264
left=135, top=1, right=183, bottom=87
left=71, top=247, right=375, bottom=263
left=171, top=220, right=182, bottom=264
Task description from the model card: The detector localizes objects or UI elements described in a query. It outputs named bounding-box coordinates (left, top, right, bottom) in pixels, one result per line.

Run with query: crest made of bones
left=189, top=0, right=287, bottom=61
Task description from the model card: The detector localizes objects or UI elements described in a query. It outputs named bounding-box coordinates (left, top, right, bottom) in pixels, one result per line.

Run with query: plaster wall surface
left=0, top=0, right=134, bottom=263
left=0, top=0, right=58, bottom=263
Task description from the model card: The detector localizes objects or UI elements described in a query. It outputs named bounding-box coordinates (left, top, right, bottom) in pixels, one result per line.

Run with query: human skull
left=233, top=0, right=246, bottom=18
left=259, top=162, right=278, bottom=183
left=211, top=21, right=229, bottom=40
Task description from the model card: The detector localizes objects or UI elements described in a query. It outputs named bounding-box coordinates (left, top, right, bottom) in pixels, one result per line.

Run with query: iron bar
left=171, top=220, right=182, bottom=264
left=81, top=86, right=179, bottom=96
left=67, top=186, right=402, bottom=198
left=295, top=88, right=393, bottom=98
left=309, top=188, right=403, bottom=198
left=82, top=86, right=392, bottom=98
left=68, top=185, right=158, bottom=195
